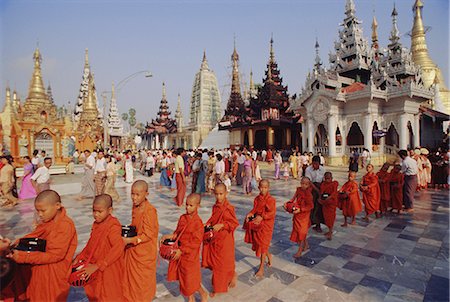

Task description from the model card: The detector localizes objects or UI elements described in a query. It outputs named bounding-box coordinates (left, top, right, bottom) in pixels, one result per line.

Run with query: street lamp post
left=102, top=70, right=152, bottom=150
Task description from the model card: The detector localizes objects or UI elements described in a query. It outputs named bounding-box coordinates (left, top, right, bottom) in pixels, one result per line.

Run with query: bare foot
left=304, top=242, right=310, bottom=251
left=229, top=272, right=237, bottom=288
left=341, top=223, right=348, bottom=227
left=293, top=251, right=302, bottom=258
left=255, top=268, right=264, bottom=278
left=200, top=289, right=208, bottom=302
left=266, top=253, right=273, bottom=267
left=209, top=292, right=216, bottom=298
left=350, top=220, right=357, bottom=225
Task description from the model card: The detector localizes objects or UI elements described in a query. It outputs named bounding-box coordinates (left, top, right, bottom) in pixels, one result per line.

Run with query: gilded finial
left=389, top=3, right=400, bottom=44
left=201, top=50, right=209, bottom=70
left=111, top=81, right=116, bottom=99
left=371, top=15, right=378, bottom=43
left=84, top=48, right=89, bottom=68
left=162, top=82, right=166, bottom=99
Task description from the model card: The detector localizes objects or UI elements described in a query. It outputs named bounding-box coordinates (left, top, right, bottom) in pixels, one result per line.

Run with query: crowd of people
left=0, top=143, right=449, bottom=301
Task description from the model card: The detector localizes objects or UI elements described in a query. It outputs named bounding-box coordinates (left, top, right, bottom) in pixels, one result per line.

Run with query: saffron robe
left=340, top=181, right=363, bottom=217
left=389, top=171, right=404, bottom=210
left=202, top=200, right=239, bottom=293
left=123, top=200, right=159, bottom=302
left=14, top=207, right=77, bottom=302
left=376, top=170, right=391, bottom=212
left=76, top=215, right=124, bottom=302
left=290, top=187, right=314, bottom=242
left=167, top=213, right=204, bottom=297
left=244, top=193, right=276, bottom=256
left=320, top=181, right=339, bottom=229
left=361, top=173, right=381, bottom=215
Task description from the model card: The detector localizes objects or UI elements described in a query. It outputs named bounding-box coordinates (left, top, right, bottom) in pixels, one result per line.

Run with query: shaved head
left=324, top=172, right=332, bottom=178
left=214, top=183, right=226, bottom=192
left=186, top=193, right=201, bottom=205
left=93, top=194, right=113, bottom=208
left=259, top=179, right=270, bottom=187
left=35, top=190, right=61, bottom=205
left=132, top=180, right=148, bottom=192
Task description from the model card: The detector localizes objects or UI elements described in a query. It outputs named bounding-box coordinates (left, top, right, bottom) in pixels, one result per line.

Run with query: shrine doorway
left=35, top=131, right=54, bottom=157
left=347, top=122, right=364, bottom=145
left=385, top=123, right=399, bottom=147
left=274, top=129, right=283, bottom=150
left=315, top=124, right=328, bottom=147
left=243, top=131, right=249, bottom=148
left=254, top=130, right=267, bottom=150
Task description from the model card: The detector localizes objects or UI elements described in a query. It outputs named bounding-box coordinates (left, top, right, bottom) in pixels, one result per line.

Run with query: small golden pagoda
left=411, top=0, right=450, bottom=113
left=0, top=48, right=73, bottom=164
left=72, top=49, right=104, bottom=151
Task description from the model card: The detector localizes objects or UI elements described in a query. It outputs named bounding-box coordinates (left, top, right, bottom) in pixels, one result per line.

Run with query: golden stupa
left=411, top=0, right=450, bottom=113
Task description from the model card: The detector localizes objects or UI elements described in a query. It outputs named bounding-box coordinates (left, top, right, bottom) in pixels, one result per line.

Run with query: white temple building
left=107, top=82, right=127, bottom=149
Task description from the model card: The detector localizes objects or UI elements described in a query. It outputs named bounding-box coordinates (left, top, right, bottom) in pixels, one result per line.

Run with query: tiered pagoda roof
left=145, top=82, right=177, bottom=135
left=107, top=82, right=125, bottom=137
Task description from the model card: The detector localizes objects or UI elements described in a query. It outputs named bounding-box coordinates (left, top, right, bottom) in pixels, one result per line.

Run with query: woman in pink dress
left=18, top=156, right=37, bottom=200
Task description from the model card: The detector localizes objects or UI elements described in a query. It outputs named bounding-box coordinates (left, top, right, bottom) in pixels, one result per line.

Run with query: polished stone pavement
left=1, top=164, right=449, bottom=302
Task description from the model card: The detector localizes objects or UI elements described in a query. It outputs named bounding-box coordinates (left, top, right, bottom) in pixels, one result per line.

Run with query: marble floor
left=1, top=165, right=448, bottom=302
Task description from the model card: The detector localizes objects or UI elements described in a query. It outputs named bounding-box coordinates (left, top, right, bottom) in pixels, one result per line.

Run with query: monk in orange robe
left=244, top=179, right=276, bottom=277
left=7, top=190, right=77, bottom=302
left=163, top=193, right=208, bottom=302
left=202, top=184, right=239, bottom=297
left=376, top=163, right=392, bottom=214
left=360, top=164, right=381, bottom=221
left=319, top=172, right=339, bottom=240
left=285, top=177, right=314, bottom=258
left=389, top=164, right=404, bottom=214
left=74, top=194, right=124, bottom=301
left=340, top=171, right=363, bottom=226
left=123, top=180, right=159, bottom=302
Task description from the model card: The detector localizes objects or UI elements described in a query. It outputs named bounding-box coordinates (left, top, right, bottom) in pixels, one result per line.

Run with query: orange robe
left=376, top=170, right=391, bottom=212
left=14, top=207, right=77, bottom=302
left=76, top=215, right=124, bottom=302
left=202, top=199, right=239, bottom=293
left=340, top=181, right=362, bottom=217
left=290, top=187, right=314, bottom=242
left=244, top=193, right=276, bottom=256
left=361, top=173, right=381, bottom=215
left=123, top=200, right=159, bottom=302
left=389, top=171, right=404, bottom=210
left=167, top=213, right=204, bottom=297
left=320, top=181, right=339, bottom=229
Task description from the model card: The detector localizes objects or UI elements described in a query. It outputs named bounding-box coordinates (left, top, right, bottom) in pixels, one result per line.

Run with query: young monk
left=163, top=193, right=208, bottom=302
left=244, top=179, right=276, bottom=277
left=202, top=184, right=239, bottom=297
left=7, top=190, right=77, bottom=302
left=360, top=164, right=381, bottom=221
left=340, top=171, right=363, bottom=226
left=389, top=165, right=404, bottom=214
left=122, top=180, right=159, bottom=302
left=285, top=177, right=314, bottom=258
left=73, top=194, right=124, bottom=301
left=376, top=163, right=392, bottom=215
left=319, top=172, right=339, bottom=240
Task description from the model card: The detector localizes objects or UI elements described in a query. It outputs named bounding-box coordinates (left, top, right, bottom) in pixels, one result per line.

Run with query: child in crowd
left=360, top=164, right=381, bottom=222
left=163, top=193, right=208, bottom=302
left=339, top=171, right=362, bottom=226
left=244, top=179, right=276, bottom=277
left=208, top=171, right=215, bottom=193
left=285, top=177, right=314, bottom=258
left=376, top=163, right=391, bottom=215
left=202, top=184, right=239, bottom=297
left=123, top=180, right=159, bottom=301
left=6, top=190, right=77, bottom=301
left=319, top=172, right=339, bottom=240
left=73, top=194, right=124, bottom=301
left=223, top=174, right=232, bottom=192
left=282, top=163, right=289, bottom=181
left=104, top=154, right=120, bottom=202
left=389, top=164, right=404, bottom=214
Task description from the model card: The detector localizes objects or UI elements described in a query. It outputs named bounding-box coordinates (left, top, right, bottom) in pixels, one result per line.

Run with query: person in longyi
left=6, top=190, right=77, bottom=302
left=202, top=184, right=239, bottom=297
left=360, top=164, right=381, bottom=222
left=73, top=194, right=124, bottom=301
left=339, top=171, right=363, bottom=227
left=285, top=177, right=314, bottom=258
left=319, top=172, right=339, bottom=240
left=389, top=164, right=404, bottom=214
left=376, top=163, right=392, bottom=215
left=162, top=193, right=208, bottom=302
left=122, top=180, right=159, bottom=302
left=244, top=179, right=276, bottom=277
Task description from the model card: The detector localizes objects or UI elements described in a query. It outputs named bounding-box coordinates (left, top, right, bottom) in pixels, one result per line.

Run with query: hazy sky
left=1, top=0, right=448, bottom=124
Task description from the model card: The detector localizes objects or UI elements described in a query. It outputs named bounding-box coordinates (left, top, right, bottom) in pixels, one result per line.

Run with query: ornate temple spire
left=249, top=69, right=257, bottom=98
left=47, top=83, right=54, bottom=104
left=389, top=4, right=400, bottom=46
left=4, top=87, right=12, bottom=111
left=269, top=34, right=276, bottom=65
left=157, top=82, right=171, bottom=122
left=27, top=47, right=47, bottom=100
left=200, top=50, right=209, bottom=71
left=84, top=48, right=90, bottom=68
left=345, top=0, right=356, bottom=18
left=371, top=15, right=378, bottom=45
left=108, top=81, right=125, bottom=136
left=231, top=41, right=241, bottom=94
left=175, top=93, right=183, bottom=132
left=313, top=37, right=322, bottom=73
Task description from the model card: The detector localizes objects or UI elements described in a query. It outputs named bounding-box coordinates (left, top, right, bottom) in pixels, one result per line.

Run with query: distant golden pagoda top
left=27, top=48, right=48, bottom=100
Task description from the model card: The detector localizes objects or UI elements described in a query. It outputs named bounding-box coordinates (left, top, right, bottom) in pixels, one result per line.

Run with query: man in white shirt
left=261, top=149, right=267, bottom=162
left=145, top=151, right=155, bottom=176
left=174, top=148, right=186, bottom=206
left=77, top=150, right=96, bottom=200
left=236, top=150, right=246, bottom=185
left=94, top=150, right=107, bottom=195
left=252, top=149, right=258, bottom=161
left=305, top=156, right=326, bottom=232
left=398, top=149, right=418, bottom=212
left=31, top=157, right=52, bottom=193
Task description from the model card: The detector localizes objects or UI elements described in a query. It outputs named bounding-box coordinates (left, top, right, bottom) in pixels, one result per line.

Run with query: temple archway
left=407, top=121, right=414, bottom=149
left=385, top=123, right=399, bottom=147
left=35, top=131, right=54, bottom=157
left=315, top=124, right=328, bottom=147
left=254, top=129, right=267, bottom=150
left=372, top=121, right=380, bottom=146
left=243, top=131, right=249, bottom=148
left=347, top=122, right=364, bottom=145
left=336, top=127, right=342, bottom=146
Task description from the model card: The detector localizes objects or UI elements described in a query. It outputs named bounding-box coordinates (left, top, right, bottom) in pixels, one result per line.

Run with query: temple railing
left=314, top=146, right=329, bottom=155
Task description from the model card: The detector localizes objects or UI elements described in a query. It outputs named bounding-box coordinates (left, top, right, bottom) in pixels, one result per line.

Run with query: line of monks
left=0, top=162, right=403, bottom=302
